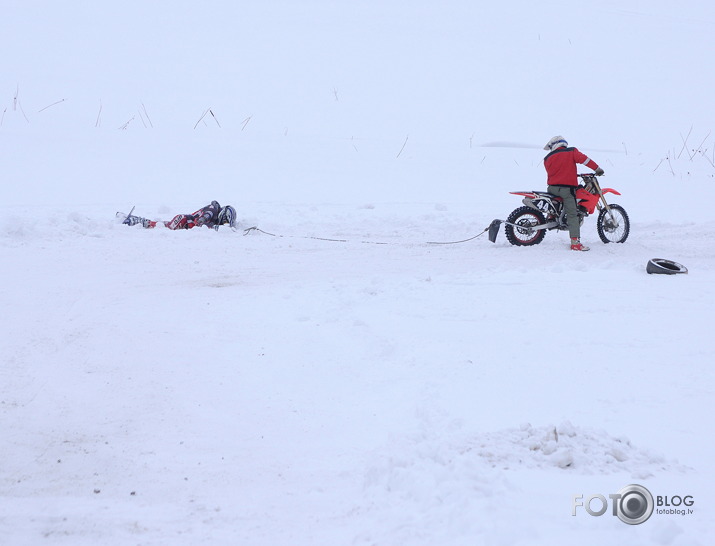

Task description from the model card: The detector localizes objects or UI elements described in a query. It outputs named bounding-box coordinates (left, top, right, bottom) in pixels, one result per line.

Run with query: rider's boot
left=123, top=214, right=154, bottom=228
left=570, top=237, right=590, bottom=251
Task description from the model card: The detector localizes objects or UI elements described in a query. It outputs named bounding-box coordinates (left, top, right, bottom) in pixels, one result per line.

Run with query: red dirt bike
left=489, top=174, right=630, bottom=246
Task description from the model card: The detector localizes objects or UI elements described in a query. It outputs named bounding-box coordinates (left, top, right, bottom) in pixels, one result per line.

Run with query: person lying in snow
left=122, top=201, right=237, bottom=230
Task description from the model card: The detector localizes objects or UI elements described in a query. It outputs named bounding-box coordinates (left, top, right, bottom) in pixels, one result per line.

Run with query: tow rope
left=242, top=223, right=495, bottom=246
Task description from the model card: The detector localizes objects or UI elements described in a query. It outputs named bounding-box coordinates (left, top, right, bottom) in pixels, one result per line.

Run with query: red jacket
left=544, top=147, right=599, bottom=187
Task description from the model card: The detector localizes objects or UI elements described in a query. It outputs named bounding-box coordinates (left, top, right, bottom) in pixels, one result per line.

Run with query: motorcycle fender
left=601, top=188, right=621, bottom=196
left=509, top=191, right=538, bottom=198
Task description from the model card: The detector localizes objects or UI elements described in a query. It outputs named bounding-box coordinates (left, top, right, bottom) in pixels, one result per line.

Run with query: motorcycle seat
left=535, top=191, right=562, bottom=200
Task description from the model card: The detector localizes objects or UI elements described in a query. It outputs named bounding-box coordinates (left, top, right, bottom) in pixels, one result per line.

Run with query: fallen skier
left=119, top=201, right=237, bottom=230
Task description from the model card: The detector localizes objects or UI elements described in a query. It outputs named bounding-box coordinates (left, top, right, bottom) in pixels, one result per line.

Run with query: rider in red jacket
left=544, top=136, right=604, bottom=251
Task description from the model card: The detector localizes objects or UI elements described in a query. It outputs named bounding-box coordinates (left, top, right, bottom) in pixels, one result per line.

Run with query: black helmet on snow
left=218, top=205, right=237, bottom=228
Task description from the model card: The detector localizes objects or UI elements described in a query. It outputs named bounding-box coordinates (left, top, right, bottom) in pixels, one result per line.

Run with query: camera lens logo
left=615, top=484, right=654, bottom=525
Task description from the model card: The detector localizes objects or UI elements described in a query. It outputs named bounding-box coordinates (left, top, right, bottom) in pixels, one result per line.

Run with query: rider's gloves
left=594, top=167, right=605, bottom=176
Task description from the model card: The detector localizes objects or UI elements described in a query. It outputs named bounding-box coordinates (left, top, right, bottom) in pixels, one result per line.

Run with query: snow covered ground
left=2, top=2, right=714, bottom=545
left=2, top=198, right=713, bottom=544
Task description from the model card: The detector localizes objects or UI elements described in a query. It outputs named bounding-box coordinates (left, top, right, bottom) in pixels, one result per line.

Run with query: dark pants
left=548, top=185, right=580, bottom=239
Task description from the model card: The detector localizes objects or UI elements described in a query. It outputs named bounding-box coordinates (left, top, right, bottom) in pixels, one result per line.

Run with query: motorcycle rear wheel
left=597, top=204, right=630, bottom=243
left=504, top=206, right=546, bottom=246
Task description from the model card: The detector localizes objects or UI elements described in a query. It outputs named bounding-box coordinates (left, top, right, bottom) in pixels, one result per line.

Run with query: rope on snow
left=242, top=225, right=492, bottom=246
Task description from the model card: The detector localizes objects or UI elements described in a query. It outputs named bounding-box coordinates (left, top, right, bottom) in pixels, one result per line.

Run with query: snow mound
left=357, top=420, right=694, bottom=545
left=471, top=422, right=688, bottom=477
left=366, top=422, right=687, bottom=499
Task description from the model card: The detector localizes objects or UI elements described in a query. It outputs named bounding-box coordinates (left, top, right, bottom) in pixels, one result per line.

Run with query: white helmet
left=544, top=135, right=568, bottom=151
left=218, top=205, right=237, bottom=228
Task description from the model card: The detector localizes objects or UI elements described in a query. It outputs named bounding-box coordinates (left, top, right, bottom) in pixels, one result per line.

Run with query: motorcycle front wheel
left=597, top=204, right=630, bottom=243
left=504, top=206, right=546, bottom=246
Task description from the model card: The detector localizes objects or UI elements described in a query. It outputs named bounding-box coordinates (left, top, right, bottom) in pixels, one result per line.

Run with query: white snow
left=1, top=2, right=714, bottom=544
